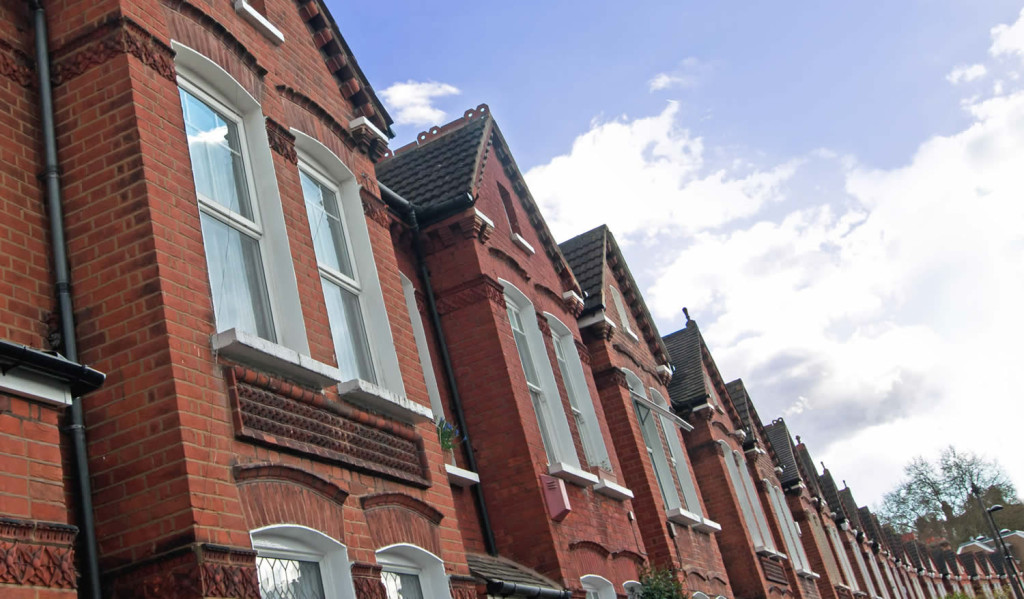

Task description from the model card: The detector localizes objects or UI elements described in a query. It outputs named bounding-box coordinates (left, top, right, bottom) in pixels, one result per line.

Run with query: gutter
left=485, top=580, right=572, bottom=598
left=378, top=182, right=498, bottom=556
left=28, top=2, right=105, bottom=597
left=0, top=340, right=104, bottom=397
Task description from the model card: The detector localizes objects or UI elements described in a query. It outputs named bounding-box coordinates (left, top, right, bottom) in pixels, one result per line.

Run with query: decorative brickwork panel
left=0, top=519, right=77, bottom=589
left=227, top=367, right=430, bottom=487
left=450, top=575, right=479, bottom=599
left=51, top=17, right=175, bottom=84
left=360, top=493, right=443, bottom=556
left=107, top=543, right=259, bottom=599
left=351, top=562, right=386, bottom=599
left=760, top=555, right=790, bottom=585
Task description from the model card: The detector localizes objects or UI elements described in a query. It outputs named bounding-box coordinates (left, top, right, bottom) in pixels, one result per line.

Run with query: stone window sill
left=694, top=517, right=722, bottom=534
left=667, top=507, right=703, bottom=527
left=511, top=232, right=535, bottom=255
left=337, top=379, right=433, bottom=424
left=594, top=477, right=634, bottom=500
left=548, top=462, right=599, bottom=487
left=212, top=328, right=341, bottom=389
left=234, top=0, right=285, bottom=44
left=797, top=569, right=821, bottom=580
left=445, top=464, right=480, bottom=487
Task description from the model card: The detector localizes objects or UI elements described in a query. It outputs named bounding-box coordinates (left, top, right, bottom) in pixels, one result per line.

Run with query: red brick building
left=764, top=419, right=863, bottom=599
left=376, top=108, right=646, bottom=597
left=663, top=318, right=814, bottom=599
left=560, top=225, right=732, bottom=597
left=1, top=0, right=479, bottom=597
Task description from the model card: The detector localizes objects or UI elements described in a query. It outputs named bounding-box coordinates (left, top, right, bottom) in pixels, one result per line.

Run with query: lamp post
left=972, top=485, right=1024, bottom=599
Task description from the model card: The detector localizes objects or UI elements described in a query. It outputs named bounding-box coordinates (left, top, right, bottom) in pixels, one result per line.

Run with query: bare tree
left=877, top=446, right=1018, bottom=543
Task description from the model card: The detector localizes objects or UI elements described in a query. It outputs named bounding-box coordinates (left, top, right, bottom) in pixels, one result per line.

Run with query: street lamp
left=972, top=486, right=1024, bottom=599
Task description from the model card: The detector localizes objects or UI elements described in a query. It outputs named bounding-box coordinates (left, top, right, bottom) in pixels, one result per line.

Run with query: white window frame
left=624, top=581, right=642, bottom=599
left=172, top=40, right=309, bottom=354
left=849, top=538, right=880, bottom=598
left=251, top=524, right=356, bottom=599
left=627, top=370, right=687, bottom=516
left=581, top=575, right=616, bottom=599
left=827, top=522, right=861, bottom=591
left=608, top=285, right=638, bottom=341
left=545, top=312, right=610, bottom=470
left=376, top=544, right=451, bottom=599
left=401, top=274, right=444, bottom=419
left=765, top=481, right=816, bottom=577
left=651, top=388, right=703, bottom=517
left=291, top=129, right=406, bottom=398
left=502, top=280, right=593, bottom=486
left=719, top=440, right=778, bottom=555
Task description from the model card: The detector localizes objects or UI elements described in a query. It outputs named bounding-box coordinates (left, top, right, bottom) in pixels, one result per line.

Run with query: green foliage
left=637, top=566, right=688, bottom=599
left=942, top=593, right=973, bottom=599
left=876, top=445, right=1020, bottom=543
left=435, top=418, right=462, bottom=452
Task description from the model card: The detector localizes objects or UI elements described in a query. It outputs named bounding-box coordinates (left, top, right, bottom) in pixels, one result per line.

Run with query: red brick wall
left=583, top=261, right=731, bottom=596
left=0, top=0, right=474, bottom=596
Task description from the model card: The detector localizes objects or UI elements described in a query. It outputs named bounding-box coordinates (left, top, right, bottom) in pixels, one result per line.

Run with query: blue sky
left=329, top=1, right=1024, bottom=506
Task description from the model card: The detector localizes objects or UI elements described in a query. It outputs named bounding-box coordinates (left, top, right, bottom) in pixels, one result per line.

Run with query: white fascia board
left=234, top=0, right=285, bottom=44
left=0, top=368, right=72, bottom=406
left=445, top=464, right=480, bottom=487
left=633, top=393, right=693, bottom=432
left=511, top=232, right=536, bottom=255
left=337, top=379, right=433, bottom=424
left=212, top=328, right=341, bottom=388
left=348, top=116, right=389, bottom=145
left=577, top=310, right=615, bottom=329
left=594, top=477, right=634, bottom=501
left=549, top=461, right=599, bottom=487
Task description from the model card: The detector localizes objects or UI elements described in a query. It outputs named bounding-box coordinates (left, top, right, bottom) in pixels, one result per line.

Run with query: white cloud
left=990, top=8, right=1024, bottom=61
left=526, top=10, right=1024, bottom=505
left=526, top=102, right=797, bottom=241
left=380, top=80, right=461, bottom=126
left=946, top=63, right=987, bottom=84
left=648, top=57, right=709, bottom=92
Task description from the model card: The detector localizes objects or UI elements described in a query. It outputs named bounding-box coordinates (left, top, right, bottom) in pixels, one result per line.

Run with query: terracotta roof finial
left=795, top=435, right=801, bottom=444
left=683, top=307, right=691, bottom=323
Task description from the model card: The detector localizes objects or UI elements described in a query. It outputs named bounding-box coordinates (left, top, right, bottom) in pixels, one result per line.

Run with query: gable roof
left=838, top=487, right=864, bottom=531
left=560, top=225, right=669, bottom=364
left=376, top=104, right=580, bottom=294
left=662, top=321, right=710, bottom=409
left=298, top=0, right=393, bottom=136
left=794, top=442, right=824, bottom=499
left=764, top=418, right=802, bottom=487
left=818, top=467, right=845, bottom=521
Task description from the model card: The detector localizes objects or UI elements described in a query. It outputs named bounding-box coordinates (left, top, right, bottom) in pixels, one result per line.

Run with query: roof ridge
left=382, top=104, right=491, bottom=159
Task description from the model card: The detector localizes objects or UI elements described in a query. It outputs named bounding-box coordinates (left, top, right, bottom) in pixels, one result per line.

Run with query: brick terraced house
left=0, top=1, right=1007, bottom=598
left=376, top=107, right=647, bottom=598
left=764, top=418, right=868, bottom=599
left=663, top=318, right=811, bottom=599
left=0, top=0, right=482, bottom=597
left=560, top=225, right=732, bottom=597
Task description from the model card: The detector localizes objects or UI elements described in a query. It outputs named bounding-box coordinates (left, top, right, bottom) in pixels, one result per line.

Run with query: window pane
left=256, top=556, right=326, bottom=599
left=381, top=570, right=424, bottom=599
left=530, top=388, right=557, bottom=464
left=506, top=304, right=540, bottom=385
left=200, top=213, right=275, bottom=340
left=322, top=278, right=375, bottom=383
left=179, top=88, right=252, bottom=219
left=301, top=170, right=354, bottom=278
left=554, top=335, right=600, bottom=467
left=635, top=401, right=679, bottom=509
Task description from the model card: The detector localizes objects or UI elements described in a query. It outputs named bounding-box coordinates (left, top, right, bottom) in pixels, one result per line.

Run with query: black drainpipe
left=29, top=2, right=103, bottom=597
left=378, top=182, right=498, bottom=556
